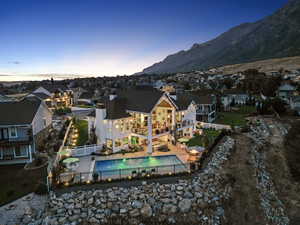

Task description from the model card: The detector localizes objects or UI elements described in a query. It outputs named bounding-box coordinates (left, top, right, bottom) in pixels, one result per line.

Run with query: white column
left=147, top=115, right=152, bottom=154
left=28, top=145, right=33, bottom=162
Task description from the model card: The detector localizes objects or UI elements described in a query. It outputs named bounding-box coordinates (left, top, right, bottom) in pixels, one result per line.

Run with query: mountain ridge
left=141, top=0, right=300, bottom=74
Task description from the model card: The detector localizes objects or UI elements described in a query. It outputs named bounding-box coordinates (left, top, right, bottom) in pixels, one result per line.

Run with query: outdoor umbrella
left=178, top=138, right=189, bottom=143
left=58, top=150, right=71, bottom=156
left=62, top=157, right=80, bottom=164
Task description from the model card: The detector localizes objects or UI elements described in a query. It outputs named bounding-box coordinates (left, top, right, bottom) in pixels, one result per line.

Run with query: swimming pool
left=94, top=155, right=187, bottom=179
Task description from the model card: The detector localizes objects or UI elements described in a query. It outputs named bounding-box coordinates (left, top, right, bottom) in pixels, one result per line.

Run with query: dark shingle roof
left=116, top=89, right=164, bottom=113
left=223, top=89, right=246, bottom=95
left=79, top=92, right=94, bottom=99
left=41, top=84, right=68, bottom=93
left=31, top=92, right=50, bottom=100
left=0, top=99, right=41, bottom=125
left=105, top=98, right=131, bottom=120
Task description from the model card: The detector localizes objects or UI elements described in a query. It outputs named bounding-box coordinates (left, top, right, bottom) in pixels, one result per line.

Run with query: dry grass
left=218, top=56, right=300, bottom=74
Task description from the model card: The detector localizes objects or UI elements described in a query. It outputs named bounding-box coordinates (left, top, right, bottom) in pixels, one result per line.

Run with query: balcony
left=152, top=126, right=172, bottom=136
left=0, top=137, right=31, bottom=145
left=131, top=127, right=148, bottom=136
left=196, top=109, right=214, bottom=115
left=176, top=120, right=193, bottom=129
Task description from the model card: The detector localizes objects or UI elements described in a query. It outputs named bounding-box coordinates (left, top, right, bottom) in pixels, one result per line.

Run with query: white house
left=221, top=89, right=249, bottom=110
left=91, top=89, right=197, bottom=153
left=277, top=83, right=297, bottom=103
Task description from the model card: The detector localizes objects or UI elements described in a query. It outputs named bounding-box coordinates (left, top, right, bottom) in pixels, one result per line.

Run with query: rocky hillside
left=142, top=0, right=300, bottom=74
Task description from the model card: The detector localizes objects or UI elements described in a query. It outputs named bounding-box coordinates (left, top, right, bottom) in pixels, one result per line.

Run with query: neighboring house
left=221, top=89, right=249, bottom=111
left=277, top=83, right=297, bottom=103
left=0, top=99, right=52, bottom=165
left=91, top=89, right=197, bottom=153
left=30, top=84, right=74, bottom=109
left=0, top=93, right=14, bottom=102
left=290, top=96, right=300, bottom=116
left=193, top=95, right=217, bottom=123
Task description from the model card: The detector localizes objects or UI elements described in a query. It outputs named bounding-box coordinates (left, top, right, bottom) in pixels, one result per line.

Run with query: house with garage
left=0, top=98, right=52, bottom=164
left=92, top=89, right=197, bottom=153
left=29, top=84, right=74, bottom=109
left=193, top=95, right=217, bottom=123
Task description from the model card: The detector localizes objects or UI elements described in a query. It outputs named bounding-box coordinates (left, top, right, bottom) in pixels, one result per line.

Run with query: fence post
left=100, top=171, right=102, bottom=181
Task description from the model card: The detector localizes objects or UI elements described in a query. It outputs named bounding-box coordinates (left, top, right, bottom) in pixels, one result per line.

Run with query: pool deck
left=74, top=144, right=191, bottom=175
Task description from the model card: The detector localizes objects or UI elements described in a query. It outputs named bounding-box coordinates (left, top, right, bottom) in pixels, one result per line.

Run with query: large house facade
left=92, top=89, right=197, bottom=153
left=0, top=99, right=52, bottom=164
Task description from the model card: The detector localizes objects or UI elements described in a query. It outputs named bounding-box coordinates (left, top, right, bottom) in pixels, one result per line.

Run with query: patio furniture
left=151, top=168, right=156, bottom=174
left=132, top=170, right=137, bottom=177
left=141, top=170, right=146, bottom=176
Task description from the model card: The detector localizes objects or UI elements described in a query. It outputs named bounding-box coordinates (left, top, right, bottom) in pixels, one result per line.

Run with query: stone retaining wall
left=41, top=137, right=235, bottom=225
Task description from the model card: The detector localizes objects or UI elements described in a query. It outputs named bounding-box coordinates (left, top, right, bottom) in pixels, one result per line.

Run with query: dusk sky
left=0, top=0, right=288, bottom=80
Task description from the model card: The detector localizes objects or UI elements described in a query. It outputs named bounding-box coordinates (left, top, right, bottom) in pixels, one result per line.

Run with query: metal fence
left=55, top=163, right=192, bottom=186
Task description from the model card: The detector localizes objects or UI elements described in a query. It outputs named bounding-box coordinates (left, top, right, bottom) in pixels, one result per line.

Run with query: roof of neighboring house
left=171, top=94, right=194, bottom=111
left=223, top=89, right=247, bottom=95
left=40, top=84, right=69, bottom=93
left=79, top=92, right=94, bottom=99
left=31, top=92, right=51, bottom=100
left=0, top=93, right=13, bottom=102
left=192, top=95, right=215, bottom=105
left=0, top=99, right=41, bottom=125
left=278, top=83, right=297, bottom=91
left=116, top=89, right=164, bottom=113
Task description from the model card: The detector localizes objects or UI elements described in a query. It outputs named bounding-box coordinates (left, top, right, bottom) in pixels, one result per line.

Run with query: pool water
left=94, top=155, right=185, bottom=178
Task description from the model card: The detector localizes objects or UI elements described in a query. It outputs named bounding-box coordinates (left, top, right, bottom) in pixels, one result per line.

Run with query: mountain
left=141, top=0, right=300, bottom=74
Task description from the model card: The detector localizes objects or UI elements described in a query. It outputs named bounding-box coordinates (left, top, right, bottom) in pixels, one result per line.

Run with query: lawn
left=0, top=164, right=47, bottom=206
left=216, top=105, right=256, bottom=127
left=187, top=129, right=221, bottom=147
left=74, top=119, right=89, bottom=146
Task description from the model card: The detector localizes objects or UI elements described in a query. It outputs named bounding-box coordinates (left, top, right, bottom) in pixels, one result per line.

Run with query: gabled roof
left=31, top=92, right=51, bottom=100
left=116, top=89, right=164, bottom=113
left=0, top=99, right=41, bottom=125
left=105, top=97, right=131, bottom=120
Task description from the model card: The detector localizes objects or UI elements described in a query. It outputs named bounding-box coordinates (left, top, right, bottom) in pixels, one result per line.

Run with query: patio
left=57, top=143, right=198, bottom=184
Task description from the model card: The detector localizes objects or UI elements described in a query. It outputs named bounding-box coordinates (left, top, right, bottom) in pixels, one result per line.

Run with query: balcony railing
left=0, top=136, right=31, bottom=144
left=176, top=120, right=193, bottom=129
left=152, top=126, right=172, bottom=136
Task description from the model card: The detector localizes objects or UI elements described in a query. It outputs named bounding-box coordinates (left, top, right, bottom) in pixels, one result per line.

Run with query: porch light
left=168, top=172, right=172, bottom=175
left=64, top=182, right=69, bottom=186
left=128, top=176, right=132, bottom=180
left=182, top=112, right=185, bottom=116
left=86, top=180, right=91, bottom=184
left=108, top=178, right=112, bottom=182
left=48, top=171, right=53, bottom=178
left=115, top=125, right=119, bottom=129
